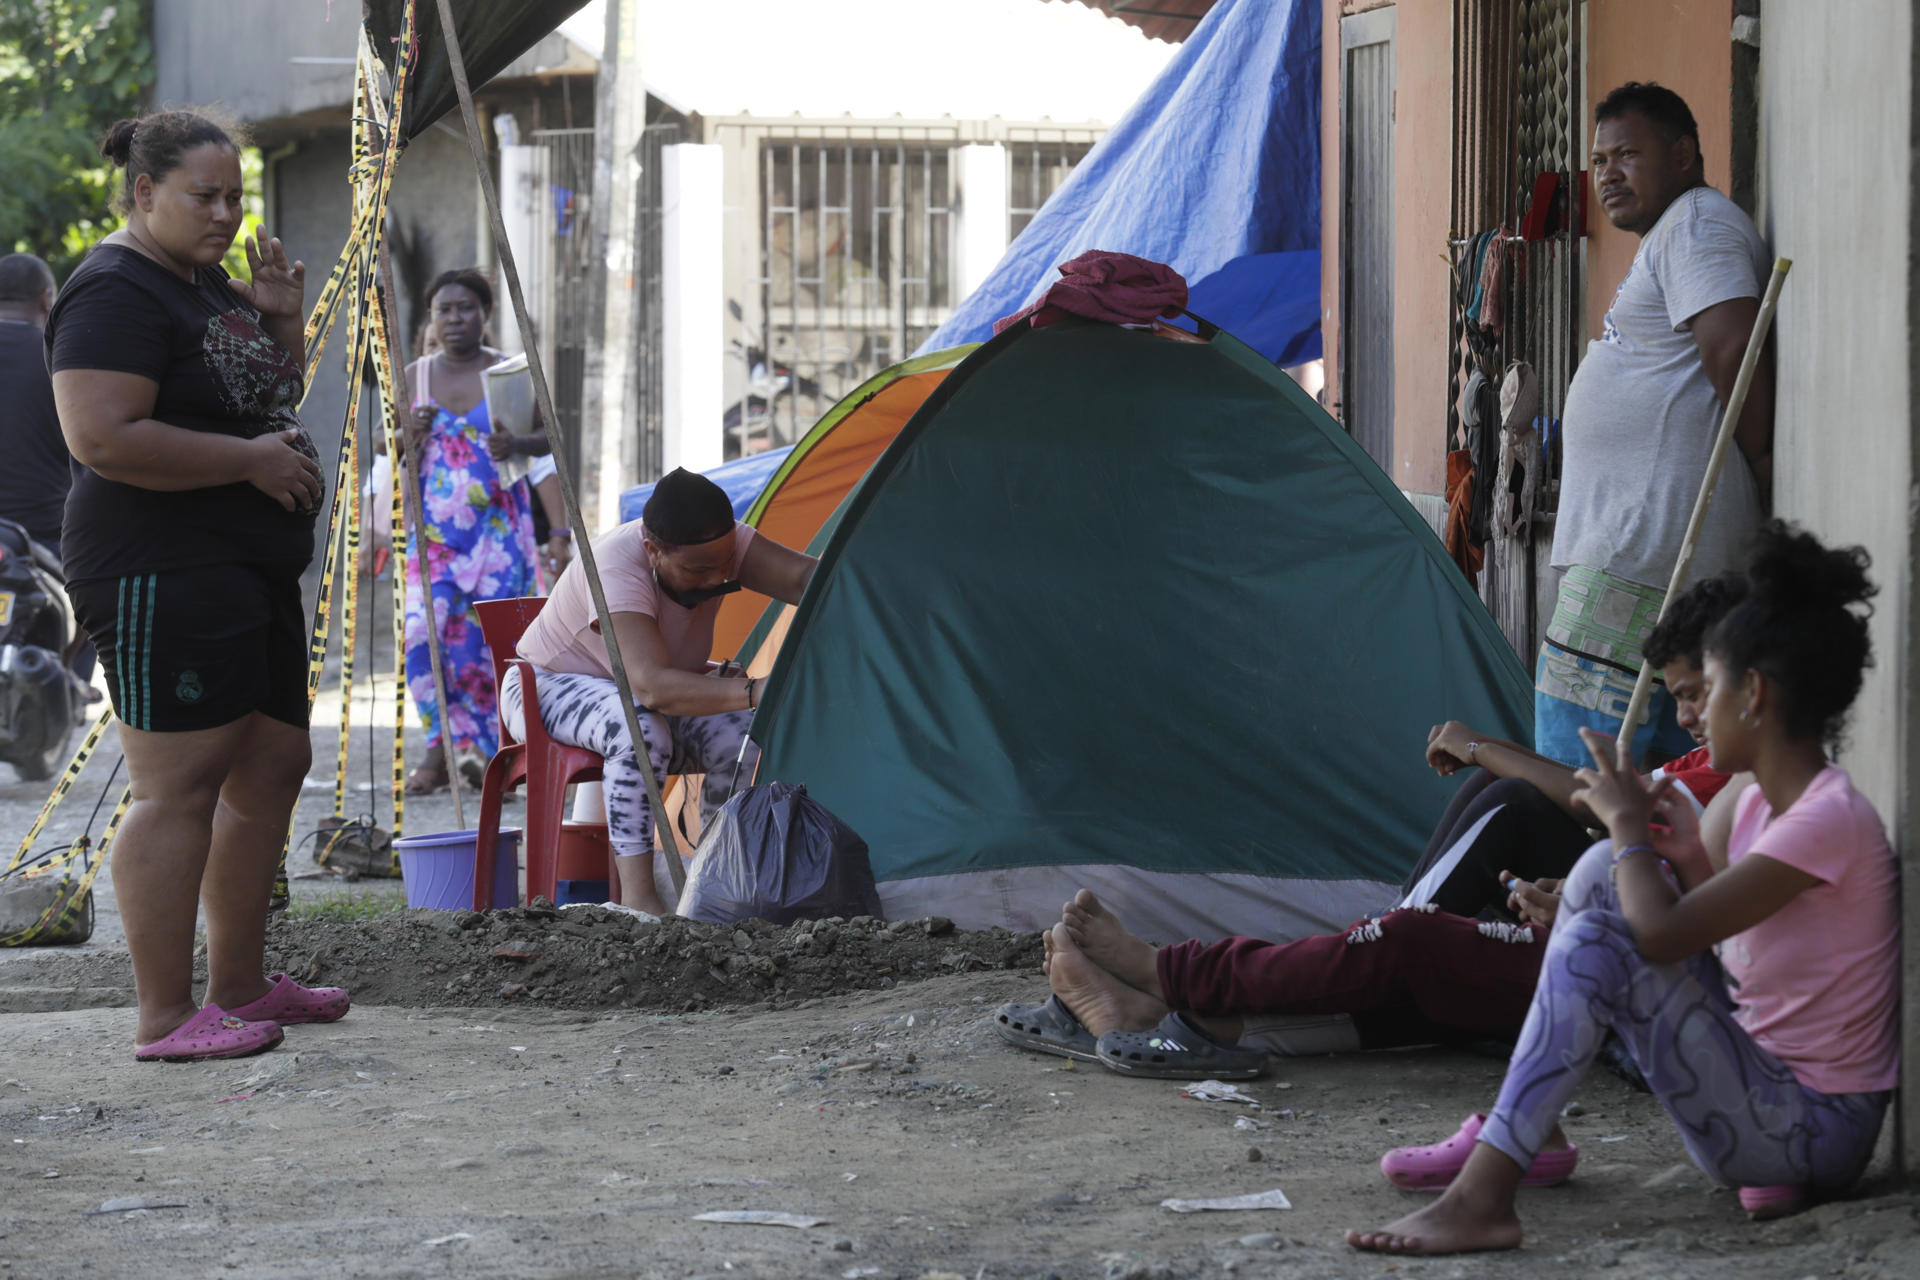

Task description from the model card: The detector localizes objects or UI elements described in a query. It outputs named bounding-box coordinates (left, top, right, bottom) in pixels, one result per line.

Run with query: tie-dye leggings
left=1479, top=839, right=1889, bottom=1188
left=500, top=667, right=759, bottom=860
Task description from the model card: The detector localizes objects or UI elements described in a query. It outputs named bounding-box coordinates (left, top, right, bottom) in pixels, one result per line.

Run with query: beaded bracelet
left=1608, top=842, right=1656, bottom=880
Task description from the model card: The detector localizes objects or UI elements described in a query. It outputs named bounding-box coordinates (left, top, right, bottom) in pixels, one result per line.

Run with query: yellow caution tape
left=280, top=5, right=420, bottom=903
left=0, top=786, right=126, bottom=946
left=367, top=291, right=411, bottom=851
left=2, top=705, right=113, bottom=877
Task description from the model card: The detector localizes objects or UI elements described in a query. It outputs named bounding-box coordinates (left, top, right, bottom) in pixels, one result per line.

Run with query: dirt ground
left=2, top=656, right=1917, bottom=1277
left=4, top=973, right=1917, bottom=1280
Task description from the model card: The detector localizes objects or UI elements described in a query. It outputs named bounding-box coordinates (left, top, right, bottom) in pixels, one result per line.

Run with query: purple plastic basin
left=395, top=827, right=521, bottom=910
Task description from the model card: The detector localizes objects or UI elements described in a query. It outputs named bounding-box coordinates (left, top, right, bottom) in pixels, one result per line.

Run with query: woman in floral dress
left=399, top=268, right=545, bottom=792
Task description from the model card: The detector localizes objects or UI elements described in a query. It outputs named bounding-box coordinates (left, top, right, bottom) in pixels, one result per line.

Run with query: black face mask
left=657, top=577, right=743, bottom=609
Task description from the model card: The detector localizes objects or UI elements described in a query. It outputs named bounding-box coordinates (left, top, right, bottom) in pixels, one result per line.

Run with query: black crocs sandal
left=1095, top=1012, right=1266, bottom=1079
left=993, top=996, right=1100, bottom=1062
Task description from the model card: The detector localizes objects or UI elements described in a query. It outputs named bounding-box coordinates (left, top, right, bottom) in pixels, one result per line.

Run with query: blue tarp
left=617, top=446, right=792, bottom=526
left=918, top=0, right=1322, bottom=366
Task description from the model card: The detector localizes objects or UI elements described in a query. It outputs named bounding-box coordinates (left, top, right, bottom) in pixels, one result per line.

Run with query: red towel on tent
left=992, top=250, right=1189, bottom=334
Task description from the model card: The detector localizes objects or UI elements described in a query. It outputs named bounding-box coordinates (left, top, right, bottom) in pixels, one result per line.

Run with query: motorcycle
left=723, top=342, right=825, bottom=456
left=0, top=518, right=82, bottom=781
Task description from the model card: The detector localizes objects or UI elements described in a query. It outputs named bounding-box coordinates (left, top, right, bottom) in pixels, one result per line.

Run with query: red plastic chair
left=472, top=597, right=612, bottom=910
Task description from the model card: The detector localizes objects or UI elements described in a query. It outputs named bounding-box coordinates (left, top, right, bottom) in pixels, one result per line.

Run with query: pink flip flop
left=1381, top=1112, right=1579, bottom=1191
left=225, top=973, right=351, bottom=1025
left=134, top=1005, right=283, bottom=1063
left=1738, top=1185, right=1808, bottom=1221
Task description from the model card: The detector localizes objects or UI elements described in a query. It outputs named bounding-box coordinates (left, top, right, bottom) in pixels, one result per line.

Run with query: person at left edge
left=0, top=252, right=96, bottom=691
left=47, top=107, right=350, bottom=1063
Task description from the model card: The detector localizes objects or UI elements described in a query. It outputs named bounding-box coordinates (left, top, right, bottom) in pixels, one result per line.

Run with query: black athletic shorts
left=68, top=563, right=310, bottom=733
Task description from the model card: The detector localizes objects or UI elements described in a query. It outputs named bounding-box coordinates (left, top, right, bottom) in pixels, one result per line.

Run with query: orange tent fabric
left=660, top=353, right=971, bottom=845
left=712, top=367, right=959, bottom=661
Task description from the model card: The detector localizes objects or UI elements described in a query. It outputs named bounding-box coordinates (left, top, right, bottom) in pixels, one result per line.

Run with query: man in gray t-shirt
left=1535, top=83, right=1772, bottom=768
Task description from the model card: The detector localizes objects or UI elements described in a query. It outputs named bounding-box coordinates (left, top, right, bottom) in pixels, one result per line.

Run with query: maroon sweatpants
left=1155, top=907, right=1545, bottom=1050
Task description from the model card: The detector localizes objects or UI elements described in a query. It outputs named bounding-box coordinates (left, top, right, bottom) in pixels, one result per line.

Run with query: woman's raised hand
left=1570, top=726, right=1656, bottom=836
left=226, top=227, right=307, bottom=319
left=245, top=429, right=324, bottom=512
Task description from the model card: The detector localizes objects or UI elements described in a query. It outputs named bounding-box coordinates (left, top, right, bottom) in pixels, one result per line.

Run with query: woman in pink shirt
left=1350, top=522, right=1897, bottom=1255
left=506, top=468, right=816, bottom=914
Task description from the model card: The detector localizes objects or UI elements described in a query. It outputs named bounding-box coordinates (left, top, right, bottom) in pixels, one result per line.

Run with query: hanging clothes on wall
left=1445, top=362, right=1500, bottom=586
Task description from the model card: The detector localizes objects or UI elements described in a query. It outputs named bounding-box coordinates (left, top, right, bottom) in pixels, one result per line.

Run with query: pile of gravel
left=264, top=903, right=1043, bottom=1013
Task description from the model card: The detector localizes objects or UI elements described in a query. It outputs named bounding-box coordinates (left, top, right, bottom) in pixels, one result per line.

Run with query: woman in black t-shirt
left=47, top=108, right=350, bottom=1062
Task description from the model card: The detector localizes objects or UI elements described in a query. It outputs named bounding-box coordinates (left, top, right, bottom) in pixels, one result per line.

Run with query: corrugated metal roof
left=1062, top=0, right=1217, bottom=43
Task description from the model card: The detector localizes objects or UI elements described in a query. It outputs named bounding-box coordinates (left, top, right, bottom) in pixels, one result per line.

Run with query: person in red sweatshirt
left=998, top=574, right=1745, bottom=1087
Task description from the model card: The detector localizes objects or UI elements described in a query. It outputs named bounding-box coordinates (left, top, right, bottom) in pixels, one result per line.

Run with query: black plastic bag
left=678, top=782, right=882, bottom=926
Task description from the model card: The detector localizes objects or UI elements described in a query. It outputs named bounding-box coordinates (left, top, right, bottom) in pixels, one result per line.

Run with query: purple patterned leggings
left=501, top=667, right=758, bottom=860
left=1480, top=840, right=1888, bottom=1188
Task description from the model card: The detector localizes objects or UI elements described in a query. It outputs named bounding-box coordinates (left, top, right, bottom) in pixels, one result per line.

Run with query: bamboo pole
left=377, top=240, right=467, bottom=829
left=430, top=0, right=687, bottom=894
left=1615, top=257, right=1791, bottom=757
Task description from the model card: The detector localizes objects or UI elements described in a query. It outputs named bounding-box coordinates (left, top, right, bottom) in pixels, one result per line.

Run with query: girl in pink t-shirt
left=1351, top=523, right=1896, bottom=1257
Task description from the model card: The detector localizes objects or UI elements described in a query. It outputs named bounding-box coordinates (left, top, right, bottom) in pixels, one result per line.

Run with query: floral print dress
left=404, top=390, right=538, bottom=756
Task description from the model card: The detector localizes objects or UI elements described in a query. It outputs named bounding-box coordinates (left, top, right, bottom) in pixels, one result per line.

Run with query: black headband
left=642, top=467, right=735, bottom=546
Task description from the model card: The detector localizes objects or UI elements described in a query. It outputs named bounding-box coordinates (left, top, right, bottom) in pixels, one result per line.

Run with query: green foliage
left=0, top=0, right=152, bottom=278
left=285, top=889, right=409, bottom=923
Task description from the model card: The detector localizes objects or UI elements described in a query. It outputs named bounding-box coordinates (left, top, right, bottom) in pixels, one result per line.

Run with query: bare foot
left=1060, top=890, right=1160, bottom=996
left=615, top=856, right=668, bottom=917
left=1346, top=1182, right=1523, bottom=1256
left=405, top=756, right=447, bottom=795
left=1046, top=923, right=1166, bottom=1037
left=205, top=974, right=274, bottom=1012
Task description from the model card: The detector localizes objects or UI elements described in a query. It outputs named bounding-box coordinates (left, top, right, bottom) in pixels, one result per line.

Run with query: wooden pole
left=1615, top=257, right=1791, bottom=757
left=431, top=0, right=687, bottom=893
left=377, top=241, right=467, bottom=831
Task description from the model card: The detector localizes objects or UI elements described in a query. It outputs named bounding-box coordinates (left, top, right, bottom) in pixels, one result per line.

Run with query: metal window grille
left=1447, top=0, right=1585, bottom=658
left=523, top=127, right=597, bottom=483
left=743, top=133, right=1092, bottom=453
left=751, top=137, right=955, bottom=449
left=1008, top=140, right=1092, bottom=240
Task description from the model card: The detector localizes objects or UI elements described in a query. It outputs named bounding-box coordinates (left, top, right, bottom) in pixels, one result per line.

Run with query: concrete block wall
left=1760, top=0, right=1919, bottom=1172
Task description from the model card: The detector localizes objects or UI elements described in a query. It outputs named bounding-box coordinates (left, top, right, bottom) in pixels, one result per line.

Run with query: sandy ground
left=3, top=981, right=1916, bottom=1280
left=2, top=614, right=1917, bottom=1278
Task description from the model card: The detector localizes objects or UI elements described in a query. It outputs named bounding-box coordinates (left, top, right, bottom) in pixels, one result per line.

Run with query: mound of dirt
left=263, top=904, right=1044, bottom=1013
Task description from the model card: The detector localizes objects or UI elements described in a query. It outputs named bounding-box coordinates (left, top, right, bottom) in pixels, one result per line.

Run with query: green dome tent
left=749, top=317, right=1534, bottom=942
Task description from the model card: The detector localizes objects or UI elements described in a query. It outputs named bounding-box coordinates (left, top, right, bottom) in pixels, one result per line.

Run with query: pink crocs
left=135, top=1005, right=283, bottom=1063
left=1738, top=1185, right=1808, bottom=1221
left=225, top=972, right=351, bottom=1025
left=1381, top=1112, right=1579, bottom=1192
